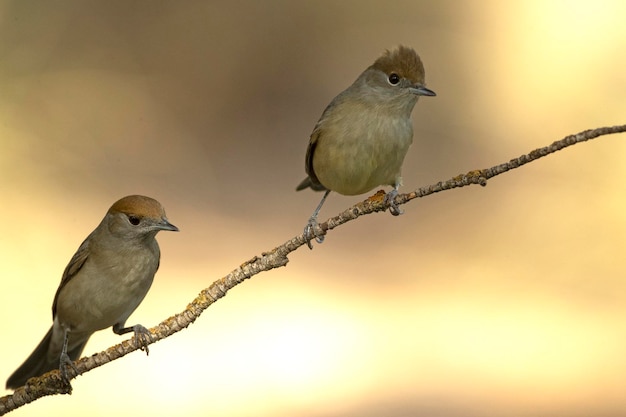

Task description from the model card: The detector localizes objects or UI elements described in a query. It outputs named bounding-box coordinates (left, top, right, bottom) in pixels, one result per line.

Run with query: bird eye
left=388, top=73, right=401, bottom=85
left=128, top=215, right=141, bottom=226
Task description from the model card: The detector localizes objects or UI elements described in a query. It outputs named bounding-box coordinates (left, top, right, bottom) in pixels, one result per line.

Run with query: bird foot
left=304, top=216, right=325, bottom=249
left=59, top=352, right=79, bottom=387
left=132, top=325, right=152, bottom=355
left=384, top=189, right=403, bottom=216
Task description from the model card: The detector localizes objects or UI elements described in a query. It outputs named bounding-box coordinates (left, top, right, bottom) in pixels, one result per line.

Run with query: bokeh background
left=2, top=1, right=626, bottom=416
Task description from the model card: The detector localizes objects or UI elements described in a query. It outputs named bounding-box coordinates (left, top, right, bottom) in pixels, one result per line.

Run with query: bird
left=296, top=45, right=435, bottom=248
left=6, top=195, right=178, bottom=390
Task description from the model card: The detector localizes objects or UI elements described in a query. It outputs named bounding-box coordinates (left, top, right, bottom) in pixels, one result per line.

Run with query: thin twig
left=1, top=124, right=624, bottom=415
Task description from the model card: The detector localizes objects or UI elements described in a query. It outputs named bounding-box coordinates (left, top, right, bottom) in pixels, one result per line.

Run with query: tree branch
left=1, top=124, right=624, bottom=415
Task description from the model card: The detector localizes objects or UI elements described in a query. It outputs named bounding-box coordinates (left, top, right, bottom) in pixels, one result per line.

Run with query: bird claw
left=385, top=189, right=403, bottom=216
left=304, top=217, right=325, bottom=249
left=59, top=352, right=79, bottom=387
left=132, top=325, right=151, bottom=355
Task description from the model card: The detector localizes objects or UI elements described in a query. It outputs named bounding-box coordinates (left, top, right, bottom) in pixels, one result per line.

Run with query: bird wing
left=51, top=235, right=91, bottom=318
left=301, top=127, right=327, bottom=191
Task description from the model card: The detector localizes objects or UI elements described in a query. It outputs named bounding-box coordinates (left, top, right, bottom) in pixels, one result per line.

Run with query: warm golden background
left=2, top=1, right=626, bottom=416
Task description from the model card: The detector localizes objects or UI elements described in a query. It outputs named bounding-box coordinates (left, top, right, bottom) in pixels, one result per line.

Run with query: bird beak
left=410, top=85, right=436, bottom=97
left=156, top=219, right=179, bottom=232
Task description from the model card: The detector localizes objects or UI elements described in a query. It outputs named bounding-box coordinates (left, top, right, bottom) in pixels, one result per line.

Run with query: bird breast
left=54, top=243, right=159, bottom=333
left=314, top=112, right=413, bottom=195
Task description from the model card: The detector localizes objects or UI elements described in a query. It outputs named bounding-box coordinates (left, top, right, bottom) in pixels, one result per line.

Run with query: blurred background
left=1, top=1, right=626, bottom=416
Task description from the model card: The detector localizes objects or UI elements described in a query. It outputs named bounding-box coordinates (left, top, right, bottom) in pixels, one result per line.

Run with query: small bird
left=296, top=45, right=435, bottom=248
left=6, top=195, right=178, bottom=390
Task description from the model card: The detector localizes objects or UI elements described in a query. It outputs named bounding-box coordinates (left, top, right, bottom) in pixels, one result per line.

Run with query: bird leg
left=59, top=328, right=80, bottom=387
left=304, top=190, right=330, bottom=249
left=113, top=323, right=152, bottom=355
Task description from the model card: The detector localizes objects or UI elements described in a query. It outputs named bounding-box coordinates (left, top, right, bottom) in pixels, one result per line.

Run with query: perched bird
left=296, top=45, right=435, bottom=248
left=6, top=195, right=178, bottom=390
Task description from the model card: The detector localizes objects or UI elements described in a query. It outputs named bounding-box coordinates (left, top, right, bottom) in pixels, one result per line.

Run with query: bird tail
left=296, top=177, right=327, bottom=192
left=6, top=327, right=88, bottom=389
